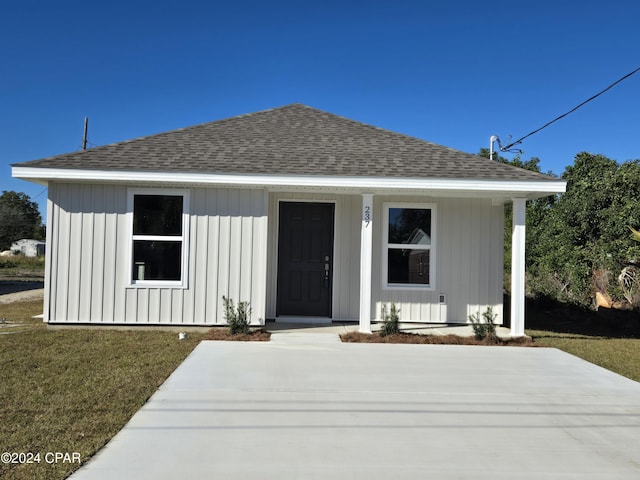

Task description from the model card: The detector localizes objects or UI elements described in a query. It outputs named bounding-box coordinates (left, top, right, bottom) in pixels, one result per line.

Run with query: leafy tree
left=0, top=191, right=44, bottom=250
left=480, top=148, right=640, bottom=308
left=527, top=153, right=640, bottom=307
left=478, top=148, right=545, bottom=173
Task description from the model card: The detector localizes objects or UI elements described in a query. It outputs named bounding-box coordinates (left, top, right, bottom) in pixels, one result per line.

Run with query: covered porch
left=264, top=183, right=551, bottom=337
left=356, top=193, right=529, bottom=337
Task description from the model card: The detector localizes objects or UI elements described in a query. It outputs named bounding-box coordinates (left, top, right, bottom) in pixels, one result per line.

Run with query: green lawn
left=0, top=301, right=205, bottom=480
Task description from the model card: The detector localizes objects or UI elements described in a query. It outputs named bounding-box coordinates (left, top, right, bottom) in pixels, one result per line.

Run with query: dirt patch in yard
left=341, top=331, right=538, bottom=346
left=526, top=299, right=640, bottom=339
left=203, top=328, right=271, bottom=341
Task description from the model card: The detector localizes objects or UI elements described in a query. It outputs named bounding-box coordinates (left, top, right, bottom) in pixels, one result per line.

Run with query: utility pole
left=82, top=117, right=89, bottom=150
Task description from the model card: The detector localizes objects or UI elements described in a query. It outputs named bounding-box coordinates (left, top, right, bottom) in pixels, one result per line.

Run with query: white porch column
left=359, top=194, right=374, bottom=333
left=510, top=198, right=527, bottom=337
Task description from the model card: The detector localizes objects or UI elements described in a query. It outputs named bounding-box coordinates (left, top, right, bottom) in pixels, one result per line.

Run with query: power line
left=501, top=67, right=640, bottom=152
left=32, top=188, right=47, bottom=200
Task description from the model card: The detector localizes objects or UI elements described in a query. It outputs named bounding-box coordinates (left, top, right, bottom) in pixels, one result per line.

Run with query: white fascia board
left=12, top=166, right=567, bottom=194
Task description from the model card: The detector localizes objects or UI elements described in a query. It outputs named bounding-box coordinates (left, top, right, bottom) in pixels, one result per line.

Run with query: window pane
left=388, top=208, right=431, bottom=245
left=133, top=195, right=183, bottom=236
left=133, top=241, right=182, bottom=281
left=387, top=248, right=430, bottom=285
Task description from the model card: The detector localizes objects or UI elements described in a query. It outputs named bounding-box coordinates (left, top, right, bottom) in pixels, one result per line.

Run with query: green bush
left=380, top=303, right=400, bottom=336
left=222, top=296, right=251, bottom=335
left=0, top=258, right=17, bottom=269
left=0, top=254, right=44, bottom=271
left=468, top=306, right=497, bottom=342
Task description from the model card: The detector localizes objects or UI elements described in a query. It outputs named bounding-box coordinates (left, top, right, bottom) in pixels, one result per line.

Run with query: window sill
left=383, top=284, right=435, bottom=291
left=126, top=281, right=188, bottom=289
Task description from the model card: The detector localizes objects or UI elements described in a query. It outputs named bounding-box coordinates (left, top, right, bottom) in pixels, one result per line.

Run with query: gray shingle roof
left=13, top=104, right=556, bottom=181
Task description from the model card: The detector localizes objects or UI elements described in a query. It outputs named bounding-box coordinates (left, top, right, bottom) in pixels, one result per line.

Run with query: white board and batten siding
left=370, top=195, right=504, bottom=324
left=46, top=182, right=268, bottom=325
left=46, top=184, right=504, bottom=325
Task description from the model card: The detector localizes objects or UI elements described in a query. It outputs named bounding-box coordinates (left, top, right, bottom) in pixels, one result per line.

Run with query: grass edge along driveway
left=0, top=300, right=205, bottom=480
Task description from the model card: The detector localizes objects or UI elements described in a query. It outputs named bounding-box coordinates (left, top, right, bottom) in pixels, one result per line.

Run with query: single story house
left=11, top=238, right=46, bottom=257
left=12, top=104, right=565, bottom=335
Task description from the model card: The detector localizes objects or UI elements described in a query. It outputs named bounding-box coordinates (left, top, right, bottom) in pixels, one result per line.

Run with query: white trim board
left=382, top=202, right=437, bottom=291
left=13, top=167, right=566, bottom=196
left=125, top=188, right=191, bottom=289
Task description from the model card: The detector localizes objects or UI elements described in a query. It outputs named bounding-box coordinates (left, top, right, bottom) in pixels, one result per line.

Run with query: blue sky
left=2, top=0, right=639, bottom=220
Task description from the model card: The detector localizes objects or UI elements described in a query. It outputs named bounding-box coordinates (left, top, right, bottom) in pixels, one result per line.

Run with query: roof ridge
left=276, top=104, right=490, bottom=159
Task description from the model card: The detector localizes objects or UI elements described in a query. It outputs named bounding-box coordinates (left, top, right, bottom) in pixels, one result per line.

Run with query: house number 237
left=363, top=205, right=371, bottom=226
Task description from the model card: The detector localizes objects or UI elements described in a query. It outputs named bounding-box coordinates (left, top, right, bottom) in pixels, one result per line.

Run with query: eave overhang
left=12, top=166, right=566, bottom=200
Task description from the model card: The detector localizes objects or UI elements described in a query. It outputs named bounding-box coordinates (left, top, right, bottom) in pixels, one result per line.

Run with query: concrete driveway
left=70, top=333, right=640, bottom=479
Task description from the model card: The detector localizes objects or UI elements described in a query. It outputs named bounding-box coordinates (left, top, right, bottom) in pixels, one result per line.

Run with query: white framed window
left=127, top=189, right=190, bottom=288
left=382, top=203, right=436, bottom=289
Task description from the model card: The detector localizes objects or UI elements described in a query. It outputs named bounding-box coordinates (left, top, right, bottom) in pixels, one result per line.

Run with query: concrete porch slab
left=265, top=321, right=513, bottom=338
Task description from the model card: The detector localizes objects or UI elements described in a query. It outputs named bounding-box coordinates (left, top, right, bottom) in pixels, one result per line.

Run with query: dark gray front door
left=276, top=202, right=334, bottom=317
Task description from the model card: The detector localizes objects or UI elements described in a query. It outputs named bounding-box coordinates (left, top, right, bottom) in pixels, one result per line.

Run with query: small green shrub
left=380, top=303, right=400, bottom=336
left=222, top=296, right=251, bottom=335
left=468, top=306, right=498, bottom=342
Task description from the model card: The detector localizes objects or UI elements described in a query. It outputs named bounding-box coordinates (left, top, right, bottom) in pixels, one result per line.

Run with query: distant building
left=11, top=239, right=46, bottom=257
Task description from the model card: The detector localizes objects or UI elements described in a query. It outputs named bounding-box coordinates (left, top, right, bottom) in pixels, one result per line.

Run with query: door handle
left=324, top=256, right=330, bottom=287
